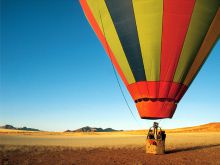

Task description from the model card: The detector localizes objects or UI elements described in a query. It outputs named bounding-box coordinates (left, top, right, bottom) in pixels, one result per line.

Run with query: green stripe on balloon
left=174, top=0, right=220, bottom=83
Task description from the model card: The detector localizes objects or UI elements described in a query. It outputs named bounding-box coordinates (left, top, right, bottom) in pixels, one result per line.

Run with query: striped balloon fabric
left=80, top=0, right=220, bottom=119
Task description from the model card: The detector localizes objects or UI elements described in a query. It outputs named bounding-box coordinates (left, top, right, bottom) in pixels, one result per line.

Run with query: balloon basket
left=146, top=139, right=165, bottom=155
left=145, top=122, right=166, bottom=155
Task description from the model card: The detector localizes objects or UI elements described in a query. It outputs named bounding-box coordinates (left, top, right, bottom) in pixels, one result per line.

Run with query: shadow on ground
left=166, top=143, right=220, bottom=154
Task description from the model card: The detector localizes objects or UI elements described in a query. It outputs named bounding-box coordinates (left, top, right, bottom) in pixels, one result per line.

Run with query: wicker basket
left=146, top=139, right=165, bottom=154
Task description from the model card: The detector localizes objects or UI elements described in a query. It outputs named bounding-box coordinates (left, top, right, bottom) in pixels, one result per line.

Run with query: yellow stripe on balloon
left=174, top=0, right=220, bottom=83
left=184, top=9, right=220, bottom=86
left=86, top=0, right=135, bottom=84
left=132, top=0, right=163, bottom=81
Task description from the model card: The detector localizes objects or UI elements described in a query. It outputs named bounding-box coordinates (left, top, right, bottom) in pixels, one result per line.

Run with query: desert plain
left=0, top=123, right=220, bottom=165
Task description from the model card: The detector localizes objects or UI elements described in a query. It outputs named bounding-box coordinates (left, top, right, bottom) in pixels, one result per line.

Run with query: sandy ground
left=0, top=132, right=220, bottom=165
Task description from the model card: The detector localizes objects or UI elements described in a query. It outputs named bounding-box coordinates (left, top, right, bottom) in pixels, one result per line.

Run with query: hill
left=65, top=126, right=122, bottom=132
left=0, top=125, right=40, bottom=131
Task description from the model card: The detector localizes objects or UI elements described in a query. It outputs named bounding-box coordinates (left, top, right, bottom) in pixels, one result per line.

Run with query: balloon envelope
left=80, top=0, right=220, bottom=119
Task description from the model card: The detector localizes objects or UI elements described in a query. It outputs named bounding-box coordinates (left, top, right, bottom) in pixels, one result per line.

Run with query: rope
left=110, top=59, right=139, bottom=123
left=97, top=7, right=139, bottom=124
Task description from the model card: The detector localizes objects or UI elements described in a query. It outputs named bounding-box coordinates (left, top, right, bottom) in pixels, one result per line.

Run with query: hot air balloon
left=80, top=0, right=220, bottom=119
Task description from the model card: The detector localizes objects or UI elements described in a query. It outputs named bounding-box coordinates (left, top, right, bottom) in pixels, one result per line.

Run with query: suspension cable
left=97, top=7, right=139, bottom=124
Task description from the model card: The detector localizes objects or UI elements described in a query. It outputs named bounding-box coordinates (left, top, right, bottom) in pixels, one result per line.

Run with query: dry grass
left=1, top=123, right=220, bottom=164
left=1, top=132, right=220, bottom=148
left=1, top=133, right=220, bottom=165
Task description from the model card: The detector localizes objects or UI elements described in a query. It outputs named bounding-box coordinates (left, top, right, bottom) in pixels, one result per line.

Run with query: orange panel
left=136, top=101, right=177, bottom=119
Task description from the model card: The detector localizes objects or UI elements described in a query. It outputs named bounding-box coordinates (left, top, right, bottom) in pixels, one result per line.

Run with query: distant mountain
left=1, top=124, right=40, bottom=131
left=1, top=124, right=17, bottom=130
left=17, top=127, right=40, bottom=131
left=65, top=126, right=122, bottom=132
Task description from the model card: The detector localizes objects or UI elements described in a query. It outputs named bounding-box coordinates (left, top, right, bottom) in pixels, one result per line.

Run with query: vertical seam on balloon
left=172, top=0, right=197, bottom=84
left=158, top=0, right=165, bottom=99
left=79, top=0, right=129, bottom=85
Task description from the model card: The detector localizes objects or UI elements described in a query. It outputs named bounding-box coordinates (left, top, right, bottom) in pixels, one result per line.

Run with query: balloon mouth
left=127, top=81, right=188, bottom=119
left=135, top=100, right=177, bottom=119
left=140, top=117, right=171, bottom=120
left=134, top=98, right=176, bottom=103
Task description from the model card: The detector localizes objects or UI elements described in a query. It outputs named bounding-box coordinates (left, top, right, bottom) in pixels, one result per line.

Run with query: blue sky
left=1, top=0, right=219, bottom=131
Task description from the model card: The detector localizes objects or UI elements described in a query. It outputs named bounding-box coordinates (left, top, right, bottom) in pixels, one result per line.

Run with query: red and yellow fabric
left=80, top=0, right=220, bottom=119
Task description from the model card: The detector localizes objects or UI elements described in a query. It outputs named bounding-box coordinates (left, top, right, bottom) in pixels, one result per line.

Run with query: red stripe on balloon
left=127, top=81, right=186, bottom=101
left=160, top=0, right=195, bottom=81
left=79, top=0, right=129, bottom=86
